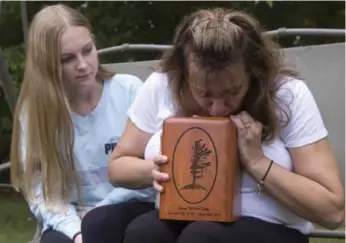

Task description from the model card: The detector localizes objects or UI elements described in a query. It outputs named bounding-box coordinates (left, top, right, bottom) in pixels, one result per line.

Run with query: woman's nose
left=208, top=99, right=231, bottom=116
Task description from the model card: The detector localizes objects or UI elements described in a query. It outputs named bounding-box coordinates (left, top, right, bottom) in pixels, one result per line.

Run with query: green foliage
left=2, top=44, right=25, bottom=91
left=0, top=44, right=24, bottom=139
left=0, top=2, right=23, bottom=47
left=0, top=189, right=37, bottom=243
left=0, top=116, right=12, bottom=134
left=255, top=0, right=274, bottom=8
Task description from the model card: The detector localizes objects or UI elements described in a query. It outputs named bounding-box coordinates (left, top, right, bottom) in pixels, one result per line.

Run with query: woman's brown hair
left=159, top=7, right=298, bottom=141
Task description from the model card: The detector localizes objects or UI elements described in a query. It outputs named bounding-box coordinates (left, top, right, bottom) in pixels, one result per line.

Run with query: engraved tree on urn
left=181, top=139, right=212, bottom=190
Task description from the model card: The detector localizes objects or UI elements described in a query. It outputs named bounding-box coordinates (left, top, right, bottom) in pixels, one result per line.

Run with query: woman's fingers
left=152, top=169, right=168, bottom=193
left=151, top=169, right=169, bottom=182
left=238, top=111, right=255, bottom=130
left=153, top=180, right=164, bottom=193
left=230, top=114, right=246, bottom=132
left=153, top=155, right=168, bottom=165
left=151, top=154, right=169, bottom=193
left=232, top=111, right=263, bottom=140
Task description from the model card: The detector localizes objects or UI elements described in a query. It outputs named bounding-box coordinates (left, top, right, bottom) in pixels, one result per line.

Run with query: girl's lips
left=75, top=73, right=90, bottom=79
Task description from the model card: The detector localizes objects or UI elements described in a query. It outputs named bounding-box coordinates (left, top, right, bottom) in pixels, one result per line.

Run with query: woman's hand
left=230, top=111, right=265, bottom=170
left=151, top=155, right=169, bottom=193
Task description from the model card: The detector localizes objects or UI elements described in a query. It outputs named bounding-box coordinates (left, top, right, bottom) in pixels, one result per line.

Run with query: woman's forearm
left=247, top=157, right=345, bottom=229
left=108, top=156, right=155, bottom=189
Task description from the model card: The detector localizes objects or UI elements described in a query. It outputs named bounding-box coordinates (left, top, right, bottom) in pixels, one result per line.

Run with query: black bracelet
left=72, top=232, right=81, bottom=241
left=256, top=159, right=274, bottom=195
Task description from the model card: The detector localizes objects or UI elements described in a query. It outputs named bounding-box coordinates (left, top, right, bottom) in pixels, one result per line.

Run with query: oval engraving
left=172, top=127, right=218, bottom=204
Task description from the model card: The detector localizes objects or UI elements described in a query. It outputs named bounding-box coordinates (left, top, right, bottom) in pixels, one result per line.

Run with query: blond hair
left=159, top=8, right=299, bottom=141
left=10, top=4, right=114, bottom=209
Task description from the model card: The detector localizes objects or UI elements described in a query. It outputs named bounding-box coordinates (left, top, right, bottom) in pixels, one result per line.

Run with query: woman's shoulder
left=106, top=73, right=143, bottom=92
left=142, top=71, right=170, bottom=91
left=275, top=76, right=327, bottom=147
left=275, top=76, right=313, bottom=103
left=105, top=71, right=170, bottom=93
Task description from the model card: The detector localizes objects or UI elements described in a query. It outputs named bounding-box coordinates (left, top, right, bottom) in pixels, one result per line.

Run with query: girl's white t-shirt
left=127, top=71, right=328, bottom=234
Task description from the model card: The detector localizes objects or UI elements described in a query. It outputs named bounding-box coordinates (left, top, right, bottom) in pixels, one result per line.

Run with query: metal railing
left=96, top=28, right=345, bottom=56
left=0, top=161, right=10, bottom=171
left=308, top=229, right=345, bottom=239
left=98, top=44, right=171, bottom=55
left=264, top=28, right=345, bottom=37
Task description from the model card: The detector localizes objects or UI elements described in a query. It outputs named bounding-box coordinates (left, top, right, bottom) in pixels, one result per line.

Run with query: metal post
left=20, top=0, right=28, bottom=51
left=0, top=0, right=3, bottom=20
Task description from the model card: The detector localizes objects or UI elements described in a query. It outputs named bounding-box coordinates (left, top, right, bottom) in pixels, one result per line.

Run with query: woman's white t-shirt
left=127, top=71, right=328, bottom=234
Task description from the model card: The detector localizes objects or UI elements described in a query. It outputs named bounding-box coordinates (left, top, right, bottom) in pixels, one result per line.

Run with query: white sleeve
left=278, top=79, right=328, bottom=148
left=19, top=114, right=81, bottom=240
left=127, top=72, right=165, bottom=133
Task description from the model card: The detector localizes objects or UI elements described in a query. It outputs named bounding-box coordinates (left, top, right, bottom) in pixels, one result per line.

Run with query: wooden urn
left=159, top=116, right=241, bottom=222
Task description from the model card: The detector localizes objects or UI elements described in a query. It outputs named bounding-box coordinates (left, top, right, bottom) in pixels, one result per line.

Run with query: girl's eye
left=83, top=45, right=94, bottom=55
left=83, top=48, right=92, bottom=54
left=61, top=56, right=74, bottom=63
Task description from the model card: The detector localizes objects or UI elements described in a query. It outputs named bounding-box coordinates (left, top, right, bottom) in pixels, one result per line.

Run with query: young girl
left=10, top=4, right=155, bottom=243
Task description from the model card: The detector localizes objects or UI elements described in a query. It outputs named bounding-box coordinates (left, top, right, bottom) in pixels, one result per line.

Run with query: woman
left=10, top=4, right=155, bottom=243
left=108, top=7, right=345, bottom=243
